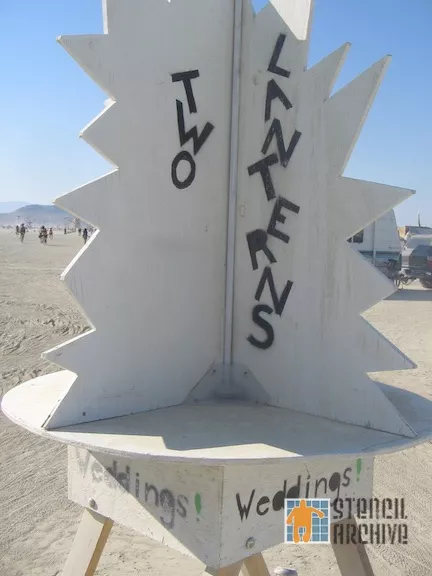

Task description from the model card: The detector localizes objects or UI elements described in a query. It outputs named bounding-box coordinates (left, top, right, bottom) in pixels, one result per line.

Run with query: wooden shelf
left=3, top=371, right=432, bottom=464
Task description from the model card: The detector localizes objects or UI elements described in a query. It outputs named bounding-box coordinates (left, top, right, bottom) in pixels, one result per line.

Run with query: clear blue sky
left=0, top=0, right=430, bottom=225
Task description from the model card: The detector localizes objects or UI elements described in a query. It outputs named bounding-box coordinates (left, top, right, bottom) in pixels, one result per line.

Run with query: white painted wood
left=354, top=317, right=415, bottom=373
left=223, top=0, right=243, bottom=367
left=325, top=58, right=390, bottom=177
left=61, top=508, right=113, bottom=576
left=219, top=457, right=373, bottom=566
left=242, top=554, right=271, bottom=576
left=43, top=0, right=235, bottom=428
left=79, top=100, right=120, bottom=165
left=4, top=374, right=432, bottom=462
left=56, top=171, right=119, bottom=230
left=59, top=34, right=113, bottom=98
left=2, top=0, right=420, bottom=456
left=340, top=244, right=404, bottom=316
left=268, top=0, right=314, bottom=42
left=302, top=42, right=350, bottom=103
left=232, top=1, right=414, bottom=436
left=331, top=178, right=413, bottom=242
left=68, top=447, right=224, bottom=568
left=34, top=0, right=415, bottom=436
left=0, top=4, right=423, bottom=575
left=68, top=449, right=373, bottom=568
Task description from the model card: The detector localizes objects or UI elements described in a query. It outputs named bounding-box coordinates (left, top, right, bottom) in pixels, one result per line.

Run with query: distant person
left=39, top=226, right=47, bottom=245
left=19, top=224, right=26, bottom=243
left=82, top=228, right=88, bottom=244
left=78, top=227, right=82, bottom=236
left=64, top=227, right=67, bottom=235
left=15, top=225, right=19, bottom=236
left=49, top=227, right=53, bottom=240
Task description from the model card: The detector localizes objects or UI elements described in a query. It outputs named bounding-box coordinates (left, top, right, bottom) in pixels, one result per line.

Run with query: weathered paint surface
left=68, top=447, right=224, bottom=567
left=220, top=457, right=373, bottom=564
left=39, top=0, right=415, bottom=436
left=43, top=0, right=234, bottom=429
left=68, top=448, right=373, bottom=567
left=4, top=376, right=430, bottom=462
left=231, top=0, right=415, bottom=435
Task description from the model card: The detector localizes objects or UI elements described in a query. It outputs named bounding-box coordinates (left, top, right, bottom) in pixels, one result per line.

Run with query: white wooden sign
left=37, top=0, right=415, bottom=441
left=232, top=3, right=416, bottom=435
left=44, top=0, right=235, bottom=429
left=0, top=2, right=422, bottom=574
left=69, top=448, right=373, bottom=566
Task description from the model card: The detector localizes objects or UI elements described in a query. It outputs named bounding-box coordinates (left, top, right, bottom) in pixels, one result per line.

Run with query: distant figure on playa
left=78, top=228, right=82, bottom=237
left=16, top=225, right=19, bottom=236
left=82, top=228, right=88, bottom=244
left=19, top=224, right=26, bottom=243
left=39, top=226, right=48, bottom=245
left=64, top=227, right=67, bottom=235
left=49, top=227, right=53, bottom=240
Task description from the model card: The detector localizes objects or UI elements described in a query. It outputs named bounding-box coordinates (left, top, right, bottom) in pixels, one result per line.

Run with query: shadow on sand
left=387, top=287, right=432, bottom=302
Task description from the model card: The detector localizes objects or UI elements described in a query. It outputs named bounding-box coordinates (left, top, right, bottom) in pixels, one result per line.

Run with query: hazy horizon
left=1, top=0, right=431, bottom=224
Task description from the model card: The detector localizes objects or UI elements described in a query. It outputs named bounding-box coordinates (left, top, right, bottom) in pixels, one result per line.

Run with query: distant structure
left=348, top=210, right=401, bottom=270
left=398, top=225, right=432, bottom=238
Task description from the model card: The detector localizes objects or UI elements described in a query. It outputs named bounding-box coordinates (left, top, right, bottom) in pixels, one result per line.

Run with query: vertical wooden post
left=62, top=508, right=113, bottom=576
left=331, top=517, right=375, bottom=576
left=222, top=0, right=243, bottom=370
left=204, top=561, right=244, bottom=576
left=242, top=553, right=271, bottom=576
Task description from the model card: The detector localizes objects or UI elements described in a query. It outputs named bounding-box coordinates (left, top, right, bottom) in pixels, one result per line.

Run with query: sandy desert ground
left=1, top=228, right=432, bottom=575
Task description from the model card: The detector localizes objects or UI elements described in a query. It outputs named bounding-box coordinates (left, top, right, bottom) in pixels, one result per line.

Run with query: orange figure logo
left=286, top=499, right=326, bottom=543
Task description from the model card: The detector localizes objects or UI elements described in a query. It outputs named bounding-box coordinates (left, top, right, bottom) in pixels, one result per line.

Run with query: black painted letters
left=171, top=70, right=199, bottom=113
left=247, top=304, right=274, bottom=350
left=171, top=69, right=214, bottom=189
left=267, top=34, right=290, bottom=78
left=254, top=267, right=293, bottom=316
left=267, top=196, right=300, bottom=244
left=246, top=34, right=301, bottom=350
left=247, top=229, right=276, bottom=271
left=247, top=154, right=279, bottom=201
left=171, top=150, right=196, bottom=189
left=176, top=100, right=214, bottom=155
left=236, top=466, right=354, bottom=522
left=265, top=79, right=292, bottom=122
left=262, top=121, right=301, bottom=168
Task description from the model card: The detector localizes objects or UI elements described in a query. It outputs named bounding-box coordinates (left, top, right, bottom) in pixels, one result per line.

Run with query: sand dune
left=1, top=228, right=432, bottom=575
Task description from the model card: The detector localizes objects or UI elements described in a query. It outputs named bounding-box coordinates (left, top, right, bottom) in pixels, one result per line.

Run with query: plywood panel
left=43, top=0, right=235, bottom=429
left=232, top=0, right=414, bottom=436
left=220, top=456, right=373, bottom=565
left=68, top=447, right=224, bottom=568
left=68, top=448, right=373, bottom=568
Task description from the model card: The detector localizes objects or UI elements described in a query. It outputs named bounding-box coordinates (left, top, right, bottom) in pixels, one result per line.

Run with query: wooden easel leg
left=204, top=553, right=271, bottom=576
left=204, top=560, right=243, bottom=576
left=62, top=508, right=114, bottom=576
left=331, top=517, right=375, bottom=576
left=242, top=553, right=271, bottom=576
